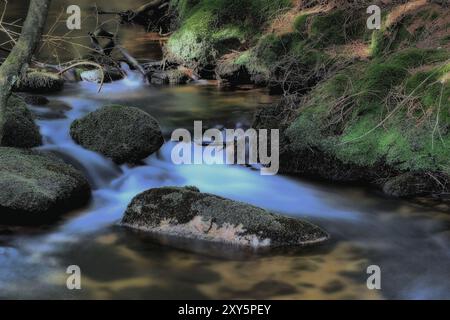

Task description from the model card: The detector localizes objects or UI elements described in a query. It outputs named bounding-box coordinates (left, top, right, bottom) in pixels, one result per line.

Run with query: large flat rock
left=122, top=186, right=329, bottom=248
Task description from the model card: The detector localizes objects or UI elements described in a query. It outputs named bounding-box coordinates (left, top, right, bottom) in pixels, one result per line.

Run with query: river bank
left=162, top=0, right=450, bottom=200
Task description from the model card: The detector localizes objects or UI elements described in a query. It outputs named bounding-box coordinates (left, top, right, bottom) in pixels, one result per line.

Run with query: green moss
left=308, top=9, right=365, bottom=47
left=14, top=71, right=64, bottom=93
left=166, top=4, right=217, bottom=67
left=167, top=0, right=292, bottom=68
left=369, top=9, right=439, bottom=58
left=254, top=33, right=291, bottom=65
left=70, top=105, right=164, bottom=164
left=234, top=50, right=269, bottom=79
left=286, top=48, right=450, bottom=174
left=169, top=0, right=200, bottom=21
left=0, top=147, right=91, bottom=221
left=1, top=95, right=42, bottom=148
left=293, top=14, right=310, bottom=39
left=386, top=48, right=450, bottom=68
left=440, top=34, right=450, bottom=45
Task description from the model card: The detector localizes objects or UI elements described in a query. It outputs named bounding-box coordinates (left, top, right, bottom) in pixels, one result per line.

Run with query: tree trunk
left=0, top=0, right=51, bottom=144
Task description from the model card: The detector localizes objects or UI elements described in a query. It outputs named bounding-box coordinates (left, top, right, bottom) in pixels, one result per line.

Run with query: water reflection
left=1, top=0, right=163, bottom=62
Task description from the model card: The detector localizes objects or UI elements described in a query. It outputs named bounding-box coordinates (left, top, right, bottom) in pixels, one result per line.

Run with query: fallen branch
left=116, top=45, right=147, bottom=80
left=97, top=0, right=170, bottom=30
left=58, top=61, right=105, bottom=92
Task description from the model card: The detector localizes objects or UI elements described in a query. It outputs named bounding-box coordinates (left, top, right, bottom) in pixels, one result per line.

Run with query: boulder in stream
left=0, top=96, right=42, bottom=148
left=70, top=105, right=164, bottom=164
left=0, top=147, right=91, bottom=225
left=14, top=71, right=64, bottom=93
left=150, top=69, right=190, bottom=85
left=383, top=172, right=449, bottom=198
left=121, top=186, right=329, bottom=248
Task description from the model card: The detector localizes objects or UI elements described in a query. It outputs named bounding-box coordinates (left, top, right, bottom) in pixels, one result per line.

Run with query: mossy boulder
left=150, top=69, right=190, bottom=85
left=383, top=172, right=449, bottom=198
left=0, top=147, right=91, bottom=225
left=14, top=71, right=64, bottom=93
left=70, top=105, right=164, bottom=164
left=167, top=69, right=191, bottom=84
left=122, top=186, right=329, bottom=248
left=166, top=0, right=292, bottom=70
left=1, top=96, right=42, bottom=148
left=215, top=57, right=252, bottom=87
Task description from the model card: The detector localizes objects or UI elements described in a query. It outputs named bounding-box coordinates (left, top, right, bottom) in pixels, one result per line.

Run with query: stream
left=0, top=67, right=450, bottom=299
left=1, top=0, right=450, bottom=300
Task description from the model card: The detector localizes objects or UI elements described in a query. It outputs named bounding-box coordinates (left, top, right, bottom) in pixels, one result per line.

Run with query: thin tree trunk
left=0, top=0, right=51, bottom=144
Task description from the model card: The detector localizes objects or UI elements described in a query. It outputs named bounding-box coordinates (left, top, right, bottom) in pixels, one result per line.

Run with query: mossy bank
left=165, top=0, right=450, bottom=198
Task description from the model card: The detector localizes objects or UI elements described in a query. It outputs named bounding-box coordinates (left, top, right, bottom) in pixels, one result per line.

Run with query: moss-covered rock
left=150, top=69, right=190, bottom=85
left=0, top=147, right=91, bottom=225
left=167, top=69, right=191, bottom=84
left=383, top=172, right=450, bottom=198
left=166, top=0, right=292, bottom=70
left=122, top=186, right=329, bottom=247
left=250, top=33, right=331, bottom=93
left=70, top=105, right=164, bottom=164
left=14, top=71, right=64, bottom=93
left=308, top=9, right=366, bottom=48
left=215, top=56, right=252, bottom=87
left=1, top=96, right=42, bottom=148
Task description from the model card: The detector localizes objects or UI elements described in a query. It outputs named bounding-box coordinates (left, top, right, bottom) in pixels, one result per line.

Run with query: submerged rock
left=70, top=105, right=164, bottom=164
left=121, top=186, right=329, bottom=248
left=23, top=95, right=49, bottom=106
left=1, top=96, right=42, bottom=148
left=30, top=100, right=72, bottom=120
left=0, top=147, right=91, bottom=225
left=14, top=71, right=64, bottom=93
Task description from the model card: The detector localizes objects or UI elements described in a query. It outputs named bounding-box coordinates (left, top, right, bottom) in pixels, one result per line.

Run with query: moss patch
left=70, top=105, right=164, bottom=164
left=166, top=0, right=292, bottom=69
left=0, top=147, right=91, bottom=224
left=14, top=71, right=64, bottom=93
left=285, top=48, right=450, bottom=174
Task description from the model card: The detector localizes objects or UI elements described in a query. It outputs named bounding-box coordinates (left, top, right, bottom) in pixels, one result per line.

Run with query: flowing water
left=1, top=1, right=450, bottom=300
left=0, top=67, right=449, bottom=299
